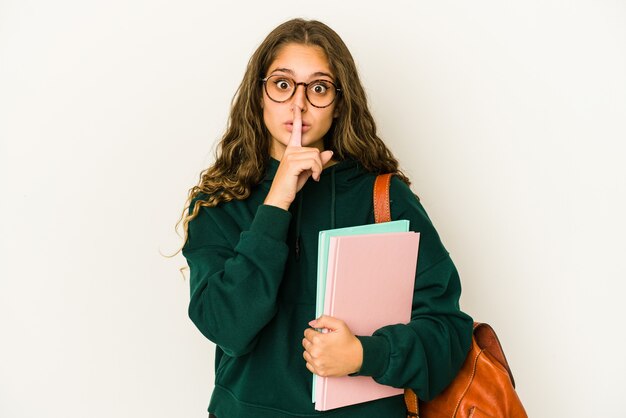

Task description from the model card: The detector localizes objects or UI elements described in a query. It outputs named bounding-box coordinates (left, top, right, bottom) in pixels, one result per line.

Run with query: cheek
left=262, top=101, right=279, bottom=128
left=318, top=109, right=336, bottom=131
left=262, top=103, right=288, bottom=142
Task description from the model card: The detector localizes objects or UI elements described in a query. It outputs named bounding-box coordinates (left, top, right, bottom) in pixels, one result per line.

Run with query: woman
left=180, top=18, right=472, bottom=418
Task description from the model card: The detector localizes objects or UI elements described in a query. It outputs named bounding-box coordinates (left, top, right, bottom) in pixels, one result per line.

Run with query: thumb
left=320, top=150, right=334, bottom=167
left=309, top=315, right=344, bottom=332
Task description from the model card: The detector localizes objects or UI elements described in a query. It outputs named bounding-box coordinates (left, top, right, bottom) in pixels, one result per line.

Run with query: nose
left=291, top=83, right=307, bottom=113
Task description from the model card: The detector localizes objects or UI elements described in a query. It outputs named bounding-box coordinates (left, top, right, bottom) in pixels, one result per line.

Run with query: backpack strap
left=373, top=173, right=393, bottom=223
left=404, top=388, right=419, bottom=418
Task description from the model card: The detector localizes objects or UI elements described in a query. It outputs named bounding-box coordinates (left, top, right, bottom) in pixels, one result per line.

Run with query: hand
left=264, top=106, right=333, bottom=210
left=302, top=315, right=363, bottom=377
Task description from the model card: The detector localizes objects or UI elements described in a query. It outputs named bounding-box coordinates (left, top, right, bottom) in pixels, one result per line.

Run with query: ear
left=332, top=98, right=342, bottom=118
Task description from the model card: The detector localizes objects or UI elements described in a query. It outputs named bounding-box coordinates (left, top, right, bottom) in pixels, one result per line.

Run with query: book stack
left=313, top=220, right=420, bottom=411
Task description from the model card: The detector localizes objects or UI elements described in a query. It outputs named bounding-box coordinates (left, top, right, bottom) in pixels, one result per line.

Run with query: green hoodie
left=183, top=158, right=472, bottom=418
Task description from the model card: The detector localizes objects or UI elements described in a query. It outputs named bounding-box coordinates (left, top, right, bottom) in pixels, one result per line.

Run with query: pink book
left=314, top=231, right=420, bottom=411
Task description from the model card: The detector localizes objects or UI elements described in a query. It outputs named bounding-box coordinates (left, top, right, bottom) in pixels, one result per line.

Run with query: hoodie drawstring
left=295, top=192, right=303, bottom=260
left=330, top=167, right=336, bottom=229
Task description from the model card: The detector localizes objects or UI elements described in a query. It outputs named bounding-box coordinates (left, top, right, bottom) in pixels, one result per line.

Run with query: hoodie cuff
left=249, top=204, right=292, bottom=242
left=350, top=335, right=390, bottom=378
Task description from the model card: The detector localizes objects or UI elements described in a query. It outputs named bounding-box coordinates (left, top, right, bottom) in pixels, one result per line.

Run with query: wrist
left=264, top=190, right=293, bottom=211
left=263, top=197, right=291, bottom=211
left=350, top=336, right=364, bottom=374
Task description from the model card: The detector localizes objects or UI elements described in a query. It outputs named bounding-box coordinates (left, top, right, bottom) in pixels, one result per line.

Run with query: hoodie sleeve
left=352, top=177, right=473, bottom=401
left=182, top=201, right=291, bottom=358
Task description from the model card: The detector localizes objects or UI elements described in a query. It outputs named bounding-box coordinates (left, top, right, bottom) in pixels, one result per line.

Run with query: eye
left=310, top=81, right=330, bottom=95
left=273, top=78, right=292, bottom=91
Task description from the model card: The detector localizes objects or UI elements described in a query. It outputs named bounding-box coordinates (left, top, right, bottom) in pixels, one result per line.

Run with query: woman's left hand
left=302, top=315, right=363, bottom=377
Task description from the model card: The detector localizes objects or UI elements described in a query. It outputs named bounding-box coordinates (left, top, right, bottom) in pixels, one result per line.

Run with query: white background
left=1, top=1, right=625, bottom=417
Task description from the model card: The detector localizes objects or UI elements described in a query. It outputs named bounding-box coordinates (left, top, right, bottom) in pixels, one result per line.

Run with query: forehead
left=268, top=43, right=333, bottom=78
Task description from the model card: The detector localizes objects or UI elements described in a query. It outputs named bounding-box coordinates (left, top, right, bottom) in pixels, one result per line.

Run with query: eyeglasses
left=260, top=75, right=341, bottom=108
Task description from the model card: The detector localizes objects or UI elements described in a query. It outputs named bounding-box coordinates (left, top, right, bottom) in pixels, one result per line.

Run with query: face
left=262, top=43, right=339, bottom=160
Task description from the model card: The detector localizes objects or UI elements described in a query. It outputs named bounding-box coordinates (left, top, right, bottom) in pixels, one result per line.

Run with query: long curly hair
left=176, top=18, right=410, bottom=249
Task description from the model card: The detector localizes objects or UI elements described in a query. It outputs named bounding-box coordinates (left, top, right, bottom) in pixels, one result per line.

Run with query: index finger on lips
left=288, top=105, right=302, bottom=148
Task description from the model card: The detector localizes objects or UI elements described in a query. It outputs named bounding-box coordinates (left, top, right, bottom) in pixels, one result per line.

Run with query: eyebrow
left=269, top=67, right=335, bottom=80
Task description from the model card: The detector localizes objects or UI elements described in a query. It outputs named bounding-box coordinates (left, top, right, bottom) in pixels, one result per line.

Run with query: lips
left=285, top=121, right=311, bottom=132
left=285, top=121, right=311, bottom=127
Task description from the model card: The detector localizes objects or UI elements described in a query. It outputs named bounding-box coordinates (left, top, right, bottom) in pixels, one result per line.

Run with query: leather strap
left=404, top=388, right=419, bottom=418
left=373, top=173, right=393, bottom=223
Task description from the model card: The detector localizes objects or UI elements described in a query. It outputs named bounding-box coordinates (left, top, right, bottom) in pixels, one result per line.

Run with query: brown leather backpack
left=373, top=174, right=528, bottom=418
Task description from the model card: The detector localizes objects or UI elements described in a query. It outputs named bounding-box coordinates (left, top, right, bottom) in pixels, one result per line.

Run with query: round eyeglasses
left=260, top=75, right=341, bottom=108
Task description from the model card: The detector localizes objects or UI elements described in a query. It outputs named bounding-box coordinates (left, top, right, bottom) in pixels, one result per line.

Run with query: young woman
left=180, top=18, right=472, bottom=418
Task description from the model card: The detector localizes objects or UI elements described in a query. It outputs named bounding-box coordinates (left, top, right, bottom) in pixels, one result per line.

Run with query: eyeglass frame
left=260, top=75, right=342, bottom=108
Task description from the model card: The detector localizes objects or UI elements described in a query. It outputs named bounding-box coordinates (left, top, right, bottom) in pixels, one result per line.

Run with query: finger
left=311, top=158, right=326, bottom=182
left=283, top=148, right=325, bottom=162
left=281, top=154, right=322, bottom=189
left=284, top=152, right=324, bottom=181
left=288, top=105, right=302, bottom=148
left=311, top=150, right=334, bottom=182
left=307, top=158, right=325, bottom=183
left=283, top=146, right=323, bottom=156
left=305, top=362, right=315, bottom=374
left=309, top=315, right=343, bottom=332
left=302, top=337, right=311, bottom=350
left=304, top=328, right=316, bottom=340
left=320, top=150, right=334, bottom=167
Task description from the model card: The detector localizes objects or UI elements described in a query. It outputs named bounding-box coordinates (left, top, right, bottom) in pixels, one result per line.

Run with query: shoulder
left=188, top=190, right=256, bottom=218
left=389, top=175, right=417, bottom=198
left=186, top=193, right=229, bottom=231
left=188, top=192, right=210, bottom=215
left=388, top=175, right=423, bottom=213
left=388, top=175, right=439, bottom=236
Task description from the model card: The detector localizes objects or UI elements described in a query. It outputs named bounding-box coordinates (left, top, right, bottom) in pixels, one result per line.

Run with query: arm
left=302, top=177, right=472, bottom=398
left=187, top=106, right=331, bottom=358
left=183, top=203, right=291, bottom=357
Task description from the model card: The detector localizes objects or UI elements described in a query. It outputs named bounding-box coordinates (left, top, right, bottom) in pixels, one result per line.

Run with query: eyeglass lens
left=264, top=75, right=336, bottom=107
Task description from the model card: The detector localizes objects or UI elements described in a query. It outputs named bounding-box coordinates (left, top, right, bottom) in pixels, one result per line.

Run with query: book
left=315, top=220, right=410, bottom=324
left=312, top=221, right=409, bottom=402
left=313, top=230, right=420, bottom=411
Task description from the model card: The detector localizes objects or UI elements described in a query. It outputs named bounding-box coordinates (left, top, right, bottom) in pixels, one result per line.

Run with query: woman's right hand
left=264, top=106, right=333, bottom=211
